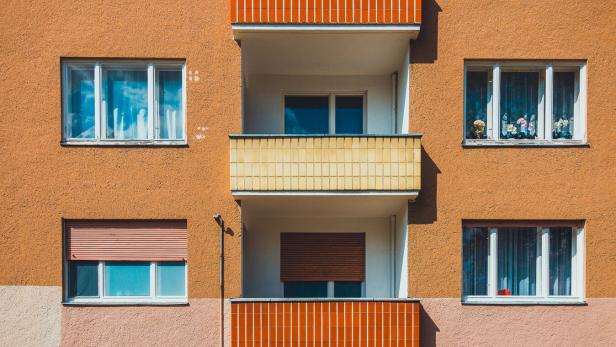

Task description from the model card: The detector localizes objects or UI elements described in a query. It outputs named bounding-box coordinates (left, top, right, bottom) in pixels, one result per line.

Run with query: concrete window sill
left=462, top=139, right=589, bottom=148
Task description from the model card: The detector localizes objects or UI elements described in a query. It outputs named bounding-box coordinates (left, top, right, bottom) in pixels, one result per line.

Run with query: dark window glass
left=497, top=228, right=537, bottom=296
left=284, top=96, right=329, bottom=134
left=550, top=227, right=572, bottom=296
left=283, top=281, right=328, bottom=298
left=552, top=72, right=575, bottom=139
left=335, top=96, right=363, bottom=134
left=500, top=72, right=539, bottom=139
left=333, top=281, right=362, bottom=298
left=68, top=261, right=99, bottom=297
left=465, top=71, right=489, bottom=139
left=462, top=227, right=489, bottom=296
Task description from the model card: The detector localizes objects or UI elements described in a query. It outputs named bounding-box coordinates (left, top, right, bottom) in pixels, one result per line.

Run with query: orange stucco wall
left=408, top=0, right=616, bottom=298
left=0, top=0, right=242, bottom=298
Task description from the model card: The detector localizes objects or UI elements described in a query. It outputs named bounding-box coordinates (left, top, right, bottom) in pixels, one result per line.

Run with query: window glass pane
left=158, top=70, right=184, bottom=140
left=284, top=281, right=328, bottom=298
left=68, top=261, right=98, bottom=297
left=103, top=68, right=149, bottom=140
left=104, top=261, right=150, bottom=296
left=550, top=227, right=573, bottom=296
left=465, top=71, right=489, bottom=139
left=334, top=281, right=362, bottom=298
left=284, top=96, right=329, bottom=134
left=500, top=72, right=539, bottom=139
left=335, top=96, right=363, bottom=134
left=497, top=228, right=537, bottom=296
left=157, top=261, right=186, bottom=297
left=553, top=72, right=575, bottom=139
left=64, top=65, right=95, bottom=139
left=462, top=227, right=489, bottom=296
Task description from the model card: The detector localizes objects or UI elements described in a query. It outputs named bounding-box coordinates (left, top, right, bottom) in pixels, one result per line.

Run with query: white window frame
left=462, top=225, right=585, bottom=305
left=64, top=260, right=188, bottom=305
left=281, top=92, right=368, bottom=134
left=463, top=61, right=587, bottom=146
left=61, top=60, right=187, bottom=146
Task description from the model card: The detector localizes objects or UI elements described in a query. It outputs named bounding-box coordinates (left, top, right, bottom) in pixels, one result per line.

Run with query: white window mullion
left=537, top=70, right=546, bottom=140
left=575, top=227, right=585, bottom=299
left=147, top=64, right=155, bottom=140
left=544, top=65, right=554, bottom=140
left=94, top=63, right=102, bottom=140
left=486, top=69, right=494, bottom=139
left=98, top=261, right=104, bottom=298
left=488, top=228, right=498, bottom=298
left=576, top=64, right=587, bottom=141
left=541, top=227, right=550, bottom=298
left=150, top=262, right=156, bottom=298
left=491, top=65, right=501, bottom=140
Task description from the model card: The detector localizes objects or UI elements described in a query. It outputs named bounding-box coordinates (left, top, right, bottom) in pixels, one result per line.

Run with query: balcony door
left=284, top=94, right=365, bottom=135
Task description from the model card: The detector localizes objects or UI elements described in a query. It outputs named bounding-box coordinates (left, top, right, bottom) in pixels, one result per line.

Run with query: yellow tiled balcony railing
left=229, top=134, right=421, bottom=192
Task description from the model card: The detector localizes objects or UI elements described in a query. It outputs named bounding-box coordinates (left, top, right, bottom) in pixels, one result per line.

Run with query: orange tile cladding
left=230, top=0, right=422, bottom=24
left=231, top=301, right=420, bottom=346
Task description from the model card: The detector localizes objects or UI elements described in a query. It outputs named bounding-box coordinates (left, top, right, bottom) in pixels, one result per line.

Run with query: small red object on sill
left=498, top=289, right=511, bottom=296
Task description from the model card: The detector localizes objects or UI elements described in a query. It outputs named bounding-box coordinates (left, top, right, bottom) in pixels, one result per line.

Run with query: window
left=462, top=222, right=584, bottom=304
left=62, top=61, right=186, bottom=144
left=283, top=281, right=363, bottom=298
left=464, top=62, right=586, bottom=144
left=284, top=94, right=365, bottom=134
left=280, top=232, right=366, bottom=298
left=67, top=260, right=187, bottom=302
left=64, top=220, right=187, bottom=304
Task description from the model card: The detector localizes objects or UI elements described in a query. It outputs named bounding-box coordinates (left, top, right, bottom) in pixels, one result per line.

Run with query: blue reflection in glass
left=158, top=70, right=183, bottom=140
left=157, top=262, right=186, bottom=296
left=335, top=96, right=364, bottom=134
left=66, top=66, right=95, bottom=138
left=104, top=262, right=150, bottom=297
left=104, top=69, right=149, bottom=139
left=69, top=261, right=98, bottom=297
left=284, top=96, right=329, bottom=134
left=284, top=281, right=328, bottom=298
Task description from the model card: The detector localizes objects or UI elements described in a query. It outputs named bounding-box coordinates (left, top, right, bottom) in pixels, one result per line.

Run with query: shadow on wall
left=409, top=147, right=440, bottom=224
left=420, top=304, right=440, bottom=347
left=410, top=0, right=441, bottom=64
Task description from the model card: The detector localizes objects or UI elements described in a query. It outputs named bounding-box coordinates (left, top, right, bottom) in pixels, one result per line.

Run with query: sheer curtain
left=553, top=72, right=575, bottom=139
left=158, top=70, right=183, bottom=140
left=66, top=65, right=95, bottom=139
left=103, top=69, right=149, bottom=140
left=465, top=71, right=489, bottom=139
left=497, top=228, right=537, bottom=296
left=500, top=72, right=539, bottom=139
left=550, top=227, right=572, bottom=295
left=462, top=227, right=488, bottom=296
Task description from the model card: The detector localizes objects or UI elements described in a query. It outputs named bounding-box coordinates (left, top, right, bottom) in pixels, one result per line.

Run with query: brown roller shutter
left=65, top=220, right=187, bottom=261
left=280, top=232, right=365, bottom=282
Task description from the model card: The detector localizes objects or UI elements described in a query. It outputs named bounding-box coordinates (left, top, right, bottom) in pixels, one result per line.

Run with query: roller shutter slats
left=280, top=233, right=365, bottom=281
left=65, top=220, right=187, bottom=261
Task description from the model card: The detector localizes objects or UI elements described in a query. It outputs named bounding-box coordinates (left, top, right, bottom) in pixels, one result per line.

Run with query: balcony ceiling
left=240, top=32, right=412, bottom=75
left=239, top=194, right=414, bottom=218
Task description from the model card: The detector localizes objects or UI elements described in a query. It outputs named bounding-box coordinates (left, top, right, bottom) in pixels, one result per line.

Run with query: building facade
left=1, top=0, right=615, bottom=346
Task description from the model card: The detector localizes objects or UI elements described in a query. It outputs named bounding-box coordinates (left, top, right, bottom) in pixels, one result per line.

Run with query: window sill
left=63, top=299, right=188, bottom=306
left=462, top=297, right=586, bottom=306
left=61, top=140, right=188, bottom=147
left=462, top=139, right=589, bottom=148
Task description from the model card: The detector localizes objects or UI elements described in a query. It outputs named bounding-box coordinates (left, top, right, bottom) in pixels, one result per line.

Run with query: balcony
left=230, top=134, right=421, bottom=196
left=231, top=299, right=420, bottom=346
left=230, top=0, right=422, bottom=26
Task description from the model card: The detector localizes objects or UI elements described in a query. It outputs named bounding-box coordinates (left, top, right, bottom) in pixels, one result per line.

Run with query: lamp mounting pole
left=214, top=214, right=225, bottom=347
